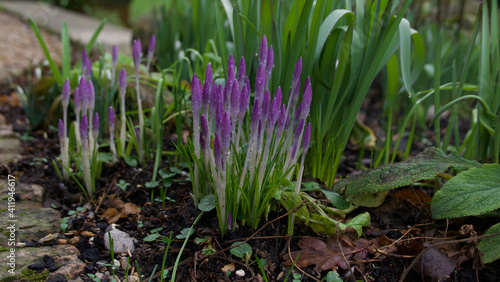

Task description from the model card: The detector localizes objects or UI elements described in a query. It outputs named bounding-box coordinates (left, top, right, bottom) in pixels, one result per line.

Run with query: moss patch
left=1, top=269, right=49, bottom=282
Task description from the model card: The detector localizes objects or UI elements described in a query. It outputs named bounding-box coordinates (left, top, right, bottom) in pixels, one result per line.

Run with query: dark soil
left=1, top=81, right=499, bottom=282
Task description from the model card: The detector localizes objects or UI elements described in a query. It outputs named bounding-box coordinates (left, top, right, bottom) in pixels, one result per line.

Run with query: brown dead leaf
left=122, top=203, right=140, bottom=216
left=413, top=247, right=457, bottom=281
left=283, top=236, right=374, bottom=273
left=103, top=196, right=125, bottom=210
left=101, top=208, right=121, bottom=224
left=392, top=188, right=432, bottom=206
left=221, top=263, right=235, bottom=274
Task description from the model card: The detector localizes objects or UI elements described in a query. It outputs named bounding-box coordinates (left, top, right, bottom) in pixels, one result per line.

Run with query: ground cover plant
left=1, top=0, right=500, bottom=281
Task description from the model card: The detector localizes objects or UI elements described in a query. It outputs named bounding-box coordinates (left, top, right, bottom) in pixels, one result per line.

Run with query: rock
left=113, top=259, right=120, bottom=268
left=0, top=245, right=85, bottom=280
left=0, top=138, right=22, bottom=164
left=120, top=256, right=131, bottom=270
left=0, top=180, right=45, bottom=209
left=0, top=208, right=61, bottom=243
left=104, top=228, right=137, bottom=253
left=58, top=238, right=68, bottom=245
left=236, top=269, right=246, bottom=277
left=69, top=236, right=80, bottom=245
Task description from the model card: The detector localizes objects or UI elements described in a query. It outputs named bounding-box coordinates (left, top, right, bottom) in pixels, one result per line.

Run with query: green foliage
left=431, top=164, right=500, bottom=218
left=230, top=242, right=252, bottom=264
left=478, top=223, right=500, bottom=264
left=334, top=147, right=481, bottom=195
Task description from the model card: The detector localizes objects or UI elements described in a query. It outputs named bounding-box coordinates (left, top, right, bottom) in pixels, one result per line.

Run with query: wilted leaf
left=283, top=236, right=374, bottom=272
left=393, top=188, right=432, bottom=206
left=478, top=222, right=500, bottom=263
left=221, top=263, right=235, bottom=274
left=334, top=147, right=481, bottom=195
left=413, top=247, right=457, bottom=281
left=431, top=164, right=500, bottom=219
left=122, top=203, right=140, bottom=216
left=100, top=208, right=121, bottom=224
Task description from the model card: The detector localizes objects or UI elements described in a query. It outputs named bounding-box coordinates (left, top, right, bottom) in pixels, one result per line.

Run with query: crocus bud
left=214, top=133, right=223, bottom=171
left=132, top=39, right=141, bottom=73
left=200, top=133, right=206, bottom=154
left=58, top=119, right=64, bottom=139
left=205, top=63, right=213, bottom=92
left=88, top=80, right=95, bottom=109
left=302, top=123, right=311, bottom=155
left=85, top=59, right=92, bottom=77
left=74, top=87, right=80, bottom=115
left=301, top=81, right=312, bottom=120
left=259, top=35, right=268, bottom=66
left=62, top=78, right=70, bottom=109
left=215, top=102, right=223, bottom=134
left=268, top=87, right=282, bottom=128
left=119, top=68, right=127, bottom=95
left=148, top=34, right=156, bottom=59
left=108, top=106, right=116, bottom=129
left=227, top=54, right=235, bottom=80
left=222, top=111, right=231, bottom=153
left=112, top=45, right=118, bottom=67
left=266, top=45, right=274, bottom=85
left=250, top=99, right=260, bottom=137
left=261, top=90, right=270, bottom=125
left=200, top=114, right=209, bottom=151
left=238, top=81, right=249, bottom=119
left=93, top=112, right=99, bottom=139
left=202, top=81, right=210, bottom=114
left=291, top=118, right=305, bottom=159
left=237, top=57, right=246, bottom=90
left=275, top=105, right=286, bottom=138
left=255, top=63, right=266, bottom=103
left=292, top=57, right=302, bottom=90
left=228, top=212, right=233, bottom=230
left=79, top=77, right=89, bottom=113
left=230, top=79, right=240, bottom=119
left=80, top=114, right=88, bottom=141
left=191, top=74, right=202, bottom=115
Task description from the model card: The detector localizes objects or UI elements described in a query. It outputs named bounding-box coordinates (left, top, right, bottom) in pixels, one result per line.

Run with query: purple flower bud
left=88, top=80, right=95, bottom=109
left=230, top=79, right=240, bottom=119
left=237, top=57, right=246, bottom=90
left=86, top=59, right=92, bottom=77
left=250, top=99, right=260, bottom=136
left=215, top=102, right=223, bottom=134
left=148, top=34, right=156, bottom=58
left=119, top=68, right=127, bottom=94
left=200, top=133, right=206, bottom=154
left=261, top=90, right=270, bottom=123
left=268, top=87, right=282, bottom=127
left=112, top=45, right=118, bottom=66
left=223, top=78, right=233, bottom=110
left=58, top=119, right=64, bottom=139
left=266, top=45, right=274, bottom=83
left=74, top=87, right=80, bottom=114
left=238, top=81, right=249, bottom=119
left=202, top=81, right=211, bottom=113
left=205, top=63, right=213, bottom=92
left=210, top=85, right=221, bottom=121
left=108, top=106, right=116, bottom=129
left=259, top=36, right=268, bottom=65
left=80, top=114, right=88, bottom=141
left=292, top=57, right=302, bottom=90
left=214, top=133, right=223, bottom=170
left=93, top=112, right=99, bottom=139
left=228, top=212, right=232, bottom=230
left=303, top=123, right=311, bottom=155
left=255, top=63, right=266, bottom=102
left=62, top=78, right=70, bottom=109
left=291, top=118, right=305, bottom=159
left=227, top=54, right=235, bottom=80
left=275, top=105, right=286, bottom=138
left=79, top=77, right=89, bottom=112
left=293, top=102, right=303, bottom=128
left=301, top=81, right=312, bottom=120
left=200, top=114, right=209, bottom=151
left=132, top=39, right=141, bottom=72
left=222, top=111, right=231, bottom=153
left=191, top=74, right=202, bottom=115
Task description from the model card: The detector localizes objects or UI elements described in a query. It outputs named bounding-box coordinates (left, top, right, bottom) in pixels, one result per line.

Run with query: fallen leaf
left=283, top=236, right=374, bottom=272
left=221, top=263, right=235, bottom=274
left=101, top=208, right=121, bottom=224
left=103, top=196, right=125, bottom=210
left=413, top=247, right=457, bottom=280
left=122, top=203, right=140, bottom=216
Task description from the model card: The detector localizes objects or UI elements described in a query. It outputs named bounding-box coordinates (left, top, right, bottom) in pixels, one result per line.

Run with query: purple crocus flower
left=300, top=81, right=312, bottom=120
left=119, top=68, right=127, bottom=94
left=227, top=54, right=235, bottom=80
left=261, top=90, right=270, bottom=125
left=148, top=34, right=156, bottom=59
left=62, top=78, right=70, bottom=109
left=250, top=99, right=261, bottom=139
left=79, top=77, right=89, bottom=113
left=204, top=63, right=213, bottom=95
left=112, top=45, right=118, bottom=67
left=230, top=79, right=240, bottom=120
left=268, top=87, right=282, bottom=130
left=215, top=102, right=223, bottom=135
left=228, top=212, right=233, bottom=230
left=191, top=74, right=202, bottom=115
left=275, top=104, right=287, bottom=144
left=291, top=118, right=305, bottom=159
left=259, top=35, right=268, bottom=66
left=237, top=57, right=246, bottom=91
left=255, top=63, right=266, bottom=103
left=132, top=39, right=141, bottom=73
left=238, top=81, right=249, bottom=119
left=265, top=45, right=274, bottom=86
left=222, top=111, right=231, bottom=154
left=200, top=133, right=206, bottom=154
left=58, top=119, right=64, bottom=139
left=200, top=114, right=209, bottom=152
left=302, top=123, right=311, bottom=155
left=214, top=133, right=223, bottom=171
left=80, top=114, right=88, bottom=141
left=93, top=112, right=99, bottom=139
left=108, top=106, right=116, bottom=129
left=88, top=80, right=95, bottom=109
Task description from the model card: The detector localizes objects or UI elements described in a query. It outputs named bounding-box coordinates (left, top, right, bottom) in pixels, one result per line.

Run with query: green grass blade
left=61, top=22, right=70, bottom=79
left=85, top=19, right=107, bottom=52
left=399, top=18, right=415, bottom=97
left=29, top=18, right=62, bottom=84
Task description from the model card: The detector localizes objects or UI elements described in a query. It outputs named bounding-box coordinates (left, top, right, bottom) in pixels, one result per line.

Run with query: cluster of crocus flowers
left=189, top=36, right=311, bottom=235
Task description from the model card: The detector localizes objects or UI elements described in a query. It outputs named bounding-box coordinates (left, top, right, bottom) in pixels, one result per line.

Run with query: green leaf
left=143, top=233, right=161, bottom=242
left=323, top=271, right=343, bottom=282
left=145, top=181, right=160, bottom=188
left=321, top=189, right=351, bottom=210
left=431, top=164, right=500, bottom=219
left=176, top=227, right=195, bottom=239
left=124, top=156, right=138, bottom=167
left=159, top=169, right=176, bottom=179
left=346, top=191, right=389, bottom=208
left=230, top=242, right=252, bottom=258
left=29, top=18, right=62, bottom=83
left=198, top=194, right=216, bottom=212
left=478, top=222, right=500, bottom=263
left=334, top=147, right=481, bottom=195
left=345, top=212, right=370, bottom=237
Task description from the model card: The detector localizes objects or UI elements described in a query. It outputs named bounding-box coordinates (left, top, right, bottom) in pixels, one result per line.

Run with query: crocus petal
left=80, top=114, right=88, bottom=141
left=62, top=78, right=70, bottom=108
left=58, top=119, right=64, bottom=139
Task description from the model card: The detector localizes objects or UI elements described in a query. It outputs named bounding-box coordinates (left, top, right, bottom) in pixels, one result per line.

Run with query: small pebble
left=57, top=239, right=68, bottom=245
left=16, top=242, right=26, bottom=248
left=120, top=257, right=131, bottom=270
left=69, top=236, right=80, bottom=245
left=37, top=234, right=54, bottom=244
left=95, top=273, right=104, bottom=280
left=113, top=259, right=120, bottom=268
left=96, top=260, right=107, bottom=270
left=81, top=231, right=95, bottom=237
left=236, top=269, right=245, bottom=277
left=84, top=264, right=95, bottom=273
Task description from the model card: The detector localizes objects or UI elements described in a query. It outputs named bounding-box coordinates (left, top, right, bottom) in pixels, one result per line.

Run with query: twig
left=287, top=237, right=320, bottom=282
